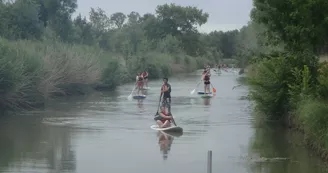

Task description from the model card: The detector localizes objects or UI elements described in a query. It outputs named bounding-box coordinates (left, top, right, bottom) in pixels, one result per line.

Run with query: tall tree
left=110, top=12, right=126, bottom=29
left=251, top=0, right=328, bottom=54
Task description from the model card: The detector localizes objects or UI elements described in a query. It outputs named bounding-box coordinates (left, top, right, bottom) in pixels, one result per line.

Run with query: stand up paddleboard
left=133, top=95, right=146, bottom=99
left=150, top=125, right=183, bottom=133
left=197, top=91, right=212, bottom=95
left=201, top=94, right=213, bottom=98
left=158, top=129, right=183, bottom=137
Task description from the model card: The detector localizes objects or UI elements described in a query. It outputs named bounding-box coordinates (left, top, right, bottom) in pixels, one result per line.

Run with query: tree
left=251, top=0, right=328, bottom=54
left=110, top=12, right=126, bottom=29
left=89, top=7, right=111, bottom=32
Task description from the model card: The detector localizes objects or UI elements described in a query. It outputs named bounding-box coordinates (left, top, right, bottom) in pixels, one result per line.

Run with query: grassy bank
left=0, top=37, right=206, bottom=111
left=246, top=52, right=328, bottom=161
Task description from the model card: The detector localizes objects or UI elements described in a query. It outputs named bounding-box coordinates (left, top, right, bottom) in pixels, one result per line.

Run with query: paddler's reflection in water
left=157, top=131, right=173, bottom=160
left=137, top=99, right=143, bottom=108
left=203, top=98, right=211, bottom=105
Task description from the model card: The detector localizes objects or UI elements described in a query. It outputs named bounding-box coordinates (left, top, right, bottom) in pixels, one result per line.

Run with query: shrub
left=296, top=99, right=328, bottom=149
left=317, top=62, right=328, bottom=100
left=247, top=55, right=293, bottom=119
left=0, top=38, right=42, bottom=110
left=288, top=65, right=315, bottom=109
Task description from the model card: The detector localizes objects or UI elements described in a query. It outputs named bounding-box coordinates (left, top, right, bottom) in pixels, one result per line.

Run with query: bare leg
left=138, top=86, right=141, bottom=95
left=162, top=120, right=171, bottom=128
left=157, top=120, right=164, bottom=127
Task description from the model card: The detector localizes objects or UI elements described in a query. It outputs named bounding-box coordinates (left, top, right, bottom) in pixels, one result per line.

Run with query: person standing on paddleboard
left=203, top=69, right=211, bottom=94
left=161, top=77, right=171, bottom=112
left=136, top=73, right=144, bottom=95
left=142, top=71, right=149, bottom=88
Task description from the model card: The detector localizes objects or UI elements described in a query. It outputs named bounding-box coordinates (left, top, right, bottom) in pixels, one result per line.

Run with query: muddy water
left=0, top=70, right=327, bottom=173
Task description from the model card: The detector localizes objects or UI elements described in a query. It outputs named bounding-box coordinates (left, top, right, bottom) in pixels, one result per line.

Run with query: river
left=0, top=69, right=327, bottom=173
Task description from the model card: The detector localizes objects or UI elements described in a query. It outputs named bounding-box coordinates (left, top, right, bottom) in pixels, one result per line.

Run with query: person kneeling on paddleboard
left=155, top=106, right=173, bottom=128
left=161, top=77, right=171, bottom=104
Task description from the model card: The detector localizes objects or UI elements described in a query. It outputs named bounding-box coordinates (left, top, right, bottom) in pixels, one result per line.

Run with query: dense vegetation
left=247, top=0, right=328, bottom=160
left=0, top=0, right=260, bottom=111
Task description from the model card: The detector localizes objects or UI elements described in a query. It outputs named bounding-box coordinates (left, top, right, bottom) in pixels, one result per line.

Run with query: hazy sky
left=75, top=0, right=253, bottom=33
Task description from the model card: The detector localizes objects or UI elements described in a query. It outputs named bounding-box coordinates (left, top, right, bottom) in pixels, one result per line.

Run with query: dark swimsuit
left=204, top=75, right=210, bottom=84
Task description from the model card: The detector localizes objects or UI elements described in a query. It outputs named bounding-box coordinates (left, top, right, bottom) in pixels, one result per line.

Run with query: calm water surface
left=0, top=70, right=327, bottom=173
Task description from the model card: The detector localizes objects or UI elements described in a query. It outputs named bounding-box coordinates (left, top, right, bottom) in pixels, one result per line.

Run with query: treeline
left=0, top=0, right=259, bottom=111
left=247, top=0, right=328, bottom=160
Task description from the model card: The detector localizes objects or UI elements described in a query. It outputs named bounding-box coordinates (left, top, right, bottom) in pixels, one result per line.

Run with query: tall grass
left=0, top=37, right=204, bottom=111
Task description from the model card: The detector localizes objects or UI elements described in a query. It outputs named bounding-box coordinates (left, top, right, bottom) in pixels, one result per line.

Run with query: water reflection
left=248, top=122, right=328, bottom=173
left=137, top=99, right=144, bottom=109
left=203, top=98, right=211, bottom=105
left=157, top=131, right=174, bottom=160
left=0, top=116, right=76, bottom=173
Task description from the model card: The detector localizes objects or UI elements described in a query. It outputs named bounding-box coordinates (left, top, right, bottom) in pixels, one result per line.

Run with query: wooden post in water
left=207, top=150, right=212, bottom=173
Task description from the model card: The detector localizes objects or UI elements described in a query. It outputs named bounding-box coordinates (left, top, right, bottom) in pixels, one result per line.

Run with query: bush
left=0, top=38, right=42, bottom=110
left=248, top=51, right=319, bottom=120
left=101, top=59, right=123, bottom=89
left=317, top=62, right=328, bottom=100
left=296, top=99, right=328, bottom=149
left=247, top=55, right=293, bottom=119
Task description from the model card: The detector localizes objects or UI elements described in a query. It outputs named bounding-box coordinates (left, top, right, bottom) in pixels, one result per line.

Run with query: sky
left=74, top=0, right=253, bottom=33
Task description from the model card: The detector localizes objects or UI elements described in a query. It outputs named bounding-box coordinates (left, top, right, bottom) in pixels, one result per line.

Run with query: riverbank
left=0, top=37, right=208, bottom=112
left=247, top=54, right=328, bottom=162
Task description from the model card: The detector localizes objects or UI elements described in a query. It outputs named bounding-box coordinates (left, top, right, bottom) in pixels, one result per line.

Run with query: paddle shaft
left=193, top=80, right=201, bottom=91
left=171, top=116, right=177, bottom=126
left=129, top=82, right=137, bottom=95
left=155, top=93, right=162, bottom=116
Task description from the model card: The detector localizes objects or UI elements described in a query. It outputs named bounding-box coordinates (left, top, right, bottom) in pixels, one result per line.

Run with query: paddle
left=211, top=83, right=217, bottom=93
left=190, top=80, right=201, bottom=95
left=154, top=93, right=162, bottom=116
left=127, top=83, right=137, bottom=100
left=170, top=114, right=177, bottom=126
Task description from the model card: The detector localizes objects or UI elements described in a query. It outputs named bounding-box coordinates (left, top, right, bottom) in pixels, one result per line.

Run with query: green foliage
left=0, top=38, right=42, bottom=110
left=248, top=54, right=293, bottom=119
left=0, top=1, right=265, bottom=111
left=288, top=65, right=314, bottom=109
left=297, top=99, right=328, bottom=149
left=101, top=60, right=123, bottom=89
left=251, top=0, right=328, bottom=54
left=317, top=62, right=328, bottom=100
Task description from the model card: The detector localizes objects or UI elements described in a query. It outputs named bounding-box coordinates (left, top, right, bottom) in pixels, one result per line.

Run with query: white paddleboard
left=150, top=125, right=183, bottom=133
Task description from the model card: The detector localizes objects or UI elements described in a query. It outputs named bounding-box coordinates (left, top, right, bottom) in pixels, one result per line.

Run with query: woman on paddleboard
left=136, top=73, right=144, bottom=95
left=142, top=71, right=149, bottom=88
left=203, top=69, right=211, bottom=94
left=156, top=106, right=173, bottom=128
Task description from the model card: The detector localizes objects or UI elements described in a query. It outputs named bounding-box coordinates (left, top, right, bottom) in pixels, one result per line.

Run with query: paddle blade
left=127, top=94, right=132, bottom=100
left=212, top=88, right=216, bottom=93
left=190, top=89, right=195, bottom=95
